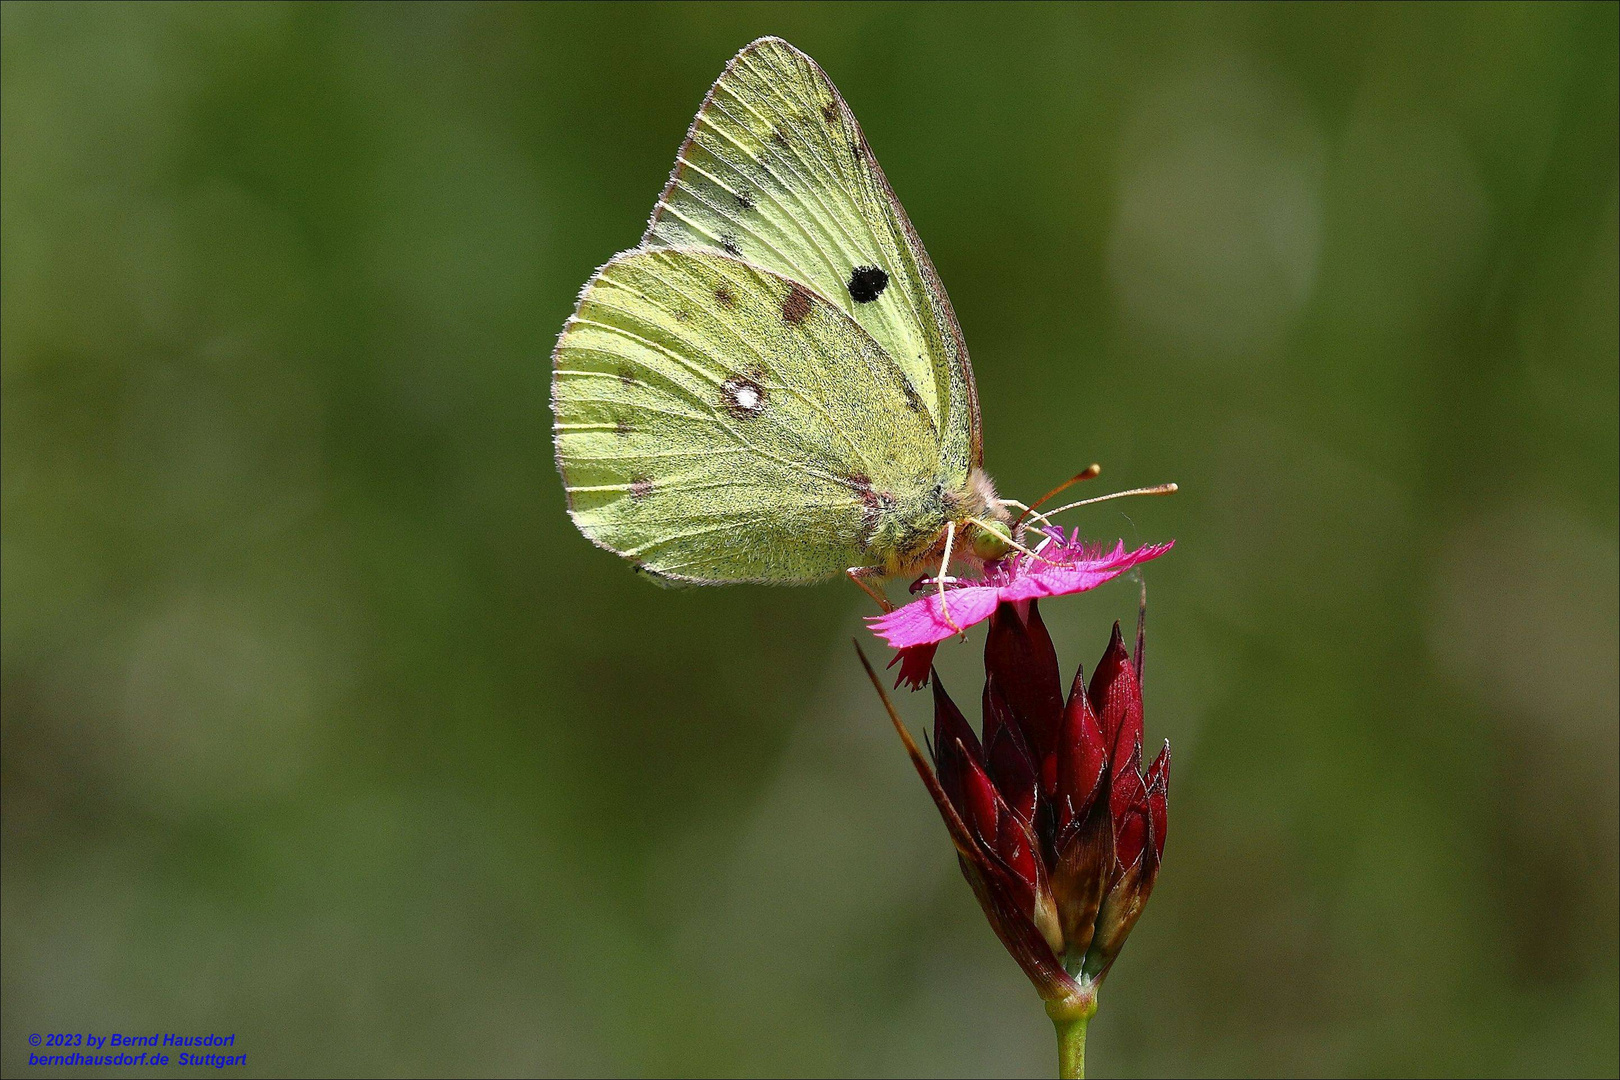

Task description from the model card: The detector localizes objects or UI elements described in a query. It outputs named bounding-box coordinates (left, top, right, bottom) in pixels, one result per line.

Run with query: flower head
left=871, top=530, right=1173, bottom=689
left=858, top=595, right=1169, bottom=1007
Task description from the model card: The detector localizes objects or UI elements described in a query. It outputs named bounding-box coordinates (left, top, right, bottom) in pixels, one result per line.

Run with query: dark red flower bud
left=984, top=602, right=1066, bottom=764
left=1089, top=622, right=1143, bottom=783
left=1054, top=666, right=1108, bottom=836
left=931, top=675, right=984, bottom=808
left=1145, top=740, right=1170, bottom=864
left=1110, top=748, right=1149, bottom=872
left=984, top=687, right=1040, bottom=827
left=933, top=673, right=1061, bottom=956
left=957, top=745, right=1003, bottom=847
left=861, top=591, right=1171, bottom=1009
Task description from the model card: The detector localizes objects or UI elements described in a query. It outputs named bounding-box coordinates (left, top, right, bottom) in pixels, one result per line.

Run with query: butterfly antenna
left=1011, top=464, right=1101, bottom=529
left=1043, top=483, right=1179, bottom=519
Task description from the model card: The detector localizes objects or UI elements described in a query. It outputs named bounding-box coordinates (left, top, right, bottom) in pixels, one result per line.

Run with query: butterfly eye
left=972, top=519, right=1014, bottom=562
left=847, top=265, right=889, bottom=303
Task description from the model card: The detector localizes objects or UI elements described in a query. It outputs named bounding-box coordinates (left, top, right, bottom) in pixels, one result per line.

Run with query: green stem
left=1053, top=1013, right=1089, bottom=1079
left=1045, top=989, right=1098, bottom=1080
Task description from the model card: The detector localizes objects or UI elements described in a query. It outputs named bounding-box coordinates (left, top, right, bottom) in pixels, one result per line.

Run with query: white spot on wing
left=721, top=375, right=768, bottom=418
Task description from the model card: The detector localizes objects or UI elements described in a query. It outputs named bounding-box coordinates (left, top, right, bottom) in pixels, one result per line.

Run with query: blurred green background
left=4, top=3, right=1616, bottom=1076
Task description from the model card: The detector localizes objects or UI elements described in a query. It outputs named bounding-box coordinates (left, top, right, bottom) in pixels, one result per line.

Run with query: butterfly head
left=958, top=467, right=1014, bottom=563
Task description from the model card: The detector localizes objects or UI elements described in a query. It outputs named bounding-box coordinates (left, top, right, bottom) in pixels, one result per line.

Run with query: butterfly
left=551, top=37, right=1020, bottom=607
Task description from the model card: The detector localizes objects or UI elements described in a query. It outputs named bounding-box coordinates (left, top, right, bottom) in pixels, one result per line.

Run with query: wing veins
left=568, top=306, right=851, bottom=488
left=634, top=261, right=878, bottom=472
left=743, top=49, right=942, bottom=398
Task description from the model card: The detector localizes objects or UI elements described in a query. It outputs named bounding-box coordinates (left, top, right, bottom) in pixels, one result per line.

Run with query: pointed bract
left=957, top=744, right=1004, bottom=848
left=1082, top=850, right=1155, bottom=983
left=985, top=710, right=1040, bottom=827
left=984, top=602, right=1066, bottom=763
left=1051, top=795, right=1113, bottom=961
left=1146, top=740, right=1170, bottom=863
left=931, top=673, right=983, bottom=811
left=1088, top=622, right=1144, bottom=770
left=1055, top=664, right=1109, bottom=834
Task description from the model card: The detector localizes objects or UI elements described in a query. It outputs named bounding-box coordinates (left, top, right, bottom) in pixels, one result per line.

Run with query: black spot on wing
left=719, top=234, right=741, bottom=257
left=821, top=101, right=839, bottom=124
left=715, top=285, right=735, bottom=308
left=847, top=265, right=889, bottom=304
left=734, top=189, right=755, bottom=212
left=629, top=478, right=654, bottom=499
left=618, top=366, right=638, bottom=385
left=615, top=419, right=631, bottom=438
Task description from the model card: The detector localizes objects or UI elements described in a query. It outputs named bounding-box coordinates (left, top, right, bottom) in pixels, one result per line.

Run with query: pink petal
left=1001, top=541, right=1175, bottom=603
left=867, top=585, right=1003, bottom=649
left=867, top=539, right=1175, bottom=651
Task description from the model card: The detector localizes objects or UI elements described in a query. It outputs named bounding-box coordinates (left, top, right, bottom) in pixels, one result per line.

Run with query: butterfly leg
left=937, top=521, right=965, bottom=637
left=846, top=567, right=894, bottom=614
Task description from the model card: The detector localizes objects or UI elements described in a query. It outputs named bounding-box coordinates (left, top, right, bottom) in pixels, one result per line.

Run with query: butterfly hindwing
left=552, top=247, right=943, bottom=584
left=642, top=37, right=982, bottom=478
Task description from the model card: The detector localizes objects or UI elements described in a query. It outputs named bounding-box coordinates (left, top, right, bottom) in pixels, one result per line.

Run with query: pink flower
left=870, top=530, right=1174, bottom=688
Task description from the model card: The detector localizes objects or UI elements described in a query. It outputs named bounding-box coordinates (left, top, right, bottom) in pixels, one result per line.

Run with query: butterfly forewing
left=642, top=37, right=981, bottom=476
left=553, top=248, right=942, bottom=584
